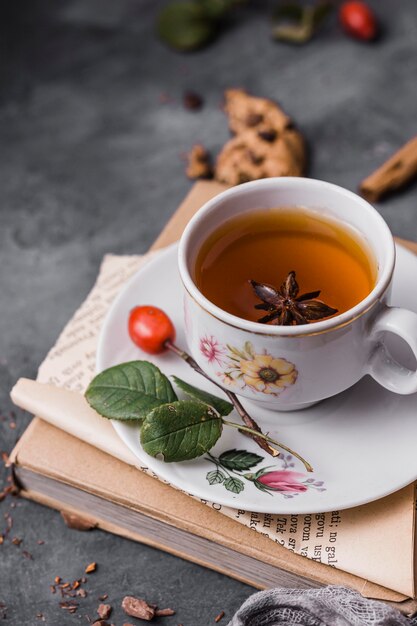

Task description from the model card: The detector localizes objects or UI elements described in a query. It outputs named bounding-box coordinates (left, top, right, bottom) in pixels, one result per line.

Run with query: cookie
left=186, top=144, right=213, bottom=180
left=215, top=127, right=306, bottom=185
left=184, top=89, right=307, bottom=184
left=214, top=89, right=306, bottom=185
left=223, top=89, right=290, bottom=135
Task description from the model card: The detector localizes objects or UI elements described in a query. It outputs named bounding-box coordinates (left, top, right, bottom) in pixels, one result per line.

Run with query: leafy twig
left=86, top=359, right=313, bottom=471
left=166, top=341, right=313, bottom=471
left=272, top=1, right=333, bottom=45
left=166, top=341, right=279, bottom=457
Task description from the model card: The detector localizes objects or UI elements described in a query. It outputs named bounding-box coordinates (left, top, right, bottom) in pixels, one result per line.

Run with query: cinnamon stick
left=360, top=135, right=417, bottom=202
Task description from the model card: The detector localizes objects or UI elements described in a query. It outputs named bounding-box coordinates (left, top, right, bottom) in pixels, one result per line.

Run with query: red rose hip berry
left=128, top=305, right=176, bottom=354
left=339, top=1, right=378, bottom=41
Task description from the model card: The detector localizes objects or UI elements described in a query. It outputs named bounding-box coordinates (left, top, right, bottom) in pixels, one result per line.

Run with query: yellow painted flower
left=240, top=354, right=297, bottom=394
left=216, top=371, right=236, bottom=387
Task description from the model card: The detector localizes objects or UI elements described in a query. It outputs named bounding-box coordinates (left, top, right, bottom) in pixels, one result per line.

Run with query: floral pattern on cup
left=199, top=335, right=225, bottom=366
left=199, top=338, right=297, bottom=396
left=205, top=449, right=325, bottom=497
left=238, top=352, right=297, bottom=395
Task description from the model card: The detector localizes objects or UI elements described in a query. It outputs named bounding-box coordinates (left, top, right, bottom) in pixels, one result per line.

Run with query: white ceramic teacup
left=178, top=178, right=417, bottom=411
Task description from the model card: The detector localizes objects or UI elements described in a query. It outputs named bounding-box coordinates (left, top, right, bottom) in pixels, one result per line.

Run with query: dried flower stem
left=166, top=340, right=313, bottom=471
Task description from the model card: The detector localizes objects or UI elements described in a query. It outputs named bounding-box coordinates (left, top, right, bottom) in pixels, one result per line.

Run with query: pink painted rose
left=257, top=470, right=307, bottom=493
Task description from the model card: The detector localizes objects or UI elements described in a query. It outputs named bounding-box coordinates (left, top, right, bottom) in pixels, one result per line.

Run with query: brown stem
left=166, top=341, right=280, bottom=458
left=223, top=420, right=313, bottom=473
left=223, top=391, right=280, bottom=457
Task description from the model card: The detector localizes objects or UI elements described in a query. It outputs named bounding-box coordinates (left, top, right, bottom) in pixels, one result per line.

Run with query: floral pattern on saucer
left=205, top=449, right=325, bottom=498
left=199, top=338, right=297, bottom=396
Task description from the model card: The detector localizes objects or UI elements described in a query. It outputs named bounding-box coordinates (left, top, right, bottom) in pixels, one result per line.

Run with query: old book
left=9, top=182, right=417, bottom=613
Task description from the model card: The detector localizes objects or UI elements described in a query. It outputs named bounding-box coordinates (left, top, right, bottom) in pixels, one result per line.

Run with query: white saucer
left=97, top=243, right=417, bottom=514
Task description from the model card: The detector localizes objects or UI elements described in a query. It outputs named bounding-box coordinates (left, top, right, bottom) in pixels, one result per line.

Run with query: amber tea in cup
left=194, top=207, right=377, bottom=324
left=180, top=178, right=417, bottom=408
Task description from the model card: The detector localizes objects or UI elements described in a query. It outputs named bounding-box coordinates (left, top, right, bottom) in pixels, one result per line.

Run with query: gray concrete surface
left=1, top=0, right=417, bottom=623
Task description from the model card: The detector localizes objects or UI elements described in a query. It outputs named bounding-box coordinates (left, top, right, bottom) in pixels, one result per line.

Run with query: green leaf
left=311, top=1, right=333, bottom=28
left=206, top=468, right=226, bottom=485
left=272, top=1, right=332, bottom=44
left=223, top=476, right=245, bottom=494
left=172, top=376, right=233, bottom=416
left=219, top=449, right=264, bottom=471
left=140, top=400, right=223, bottom=462
left=157, top=2, right=218, bottom=52
left=85, top=361, right=177, bottom=421
left=199, top=0, right=231, bottom=19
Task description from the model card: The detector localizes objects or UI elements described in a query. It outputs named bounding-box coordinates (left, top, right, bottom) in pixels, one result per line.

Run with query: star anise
left=250, top=271, right=338, bottom=326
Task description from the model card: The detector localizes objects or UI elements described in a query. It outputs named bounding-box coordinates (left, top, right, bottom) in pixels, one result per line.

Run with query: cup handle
left=367, top=306, right=417, bottom=394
